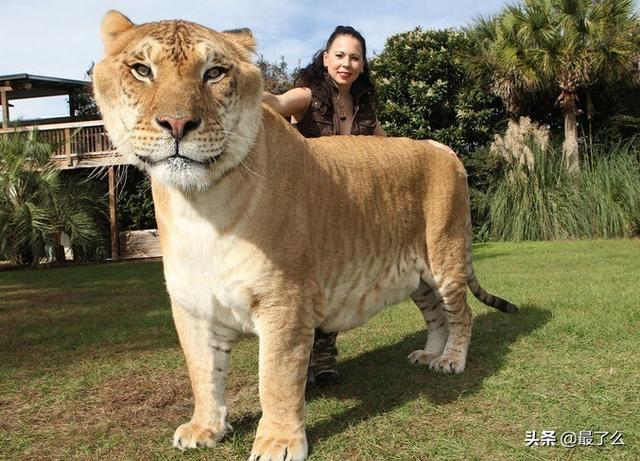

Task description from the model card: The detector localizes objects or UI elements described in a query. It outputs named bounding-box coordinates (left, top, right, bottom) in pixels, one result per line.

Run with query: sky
left=1, top=0, right=509, bottom=121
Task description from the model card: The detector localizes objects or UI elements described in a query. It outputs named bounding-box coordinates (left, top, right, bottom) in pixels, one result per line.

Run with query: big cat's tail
left=467, top=271, right=518, bottom=313
left=465, top=214, right=518, bottom=313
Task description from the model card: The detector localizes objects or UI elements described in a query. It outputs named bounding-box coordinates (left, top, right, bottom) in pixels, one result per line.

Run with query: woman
left=263, top=26, right=384, bottom=389
left=263, top=25, right=385, bottom=137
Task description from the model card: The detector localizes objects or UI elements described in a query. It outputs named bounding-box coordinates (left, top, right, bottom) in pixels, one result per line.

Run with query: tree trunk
left=586, top=92, right=594, bottom=155
left=52, top=231, right=66, bottom=262
left=561, top=97, right=580, bottom=174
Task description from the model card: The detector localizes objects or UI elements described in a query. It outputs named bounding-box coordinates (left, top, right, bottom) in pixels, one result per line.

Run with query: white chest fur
left=159, top=193, right=267, bottom=334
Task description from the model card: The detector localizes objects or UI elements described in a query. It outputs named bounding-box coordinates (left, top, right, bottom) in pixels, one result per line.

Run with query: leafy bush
left=116, top=167, right=155, bottom=231
left=461, top=146, right=503, bottom=240
left=370, top=28, right=505, bottom=153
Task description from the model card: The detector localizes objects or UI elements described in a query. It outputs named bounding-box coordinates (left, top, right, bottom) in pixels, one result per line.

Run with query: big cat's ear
left=222, top=28, right=257, bottom=55
left=101, top=10, right=135, bottom=52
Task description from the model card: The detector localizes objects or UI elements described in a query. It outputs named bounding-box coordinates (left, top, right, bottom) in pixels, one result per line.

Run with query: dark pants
left=309, top=328, right=338, bottom=376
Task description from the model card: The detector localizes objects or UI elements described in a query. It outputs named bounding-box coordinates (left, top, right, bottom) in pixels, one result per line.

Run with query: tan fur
left=93, top=11, right=515, bottom=461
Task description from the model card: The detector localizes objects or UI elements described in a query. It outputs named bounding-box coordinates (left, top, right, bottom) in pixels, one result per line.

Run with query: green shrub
left=117, top=167, right=155, bottom=231
left=478, top=141, right=640, bottom=241
left=370, top=28, right=505, bottom=153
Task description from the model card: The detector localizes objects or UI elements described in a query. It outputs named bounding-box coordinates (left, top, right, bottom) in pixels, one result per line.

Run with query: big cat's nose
left=156, top=116, right=202, bottom=140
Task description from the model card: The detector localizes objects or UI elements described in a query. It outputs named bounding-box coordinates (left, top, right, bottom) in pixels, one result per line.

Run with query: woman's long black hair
left=295, top=25, right=375, bottom=94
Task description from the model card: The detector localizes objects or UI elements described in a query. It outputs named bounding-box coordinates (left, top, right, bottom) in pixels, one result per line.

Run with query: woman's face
left=323, top=35, right=365, bottom=89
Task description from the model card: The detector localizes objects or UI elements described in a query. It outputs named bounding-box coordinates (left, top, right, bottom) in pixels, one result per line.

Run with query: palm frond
left=0, top=130, right=106, bottom=265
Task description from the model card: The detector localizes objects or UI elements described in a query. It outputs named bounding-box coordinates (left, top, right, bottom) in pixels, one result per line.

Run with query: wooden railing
left=0, top=120, right=128, bottom=169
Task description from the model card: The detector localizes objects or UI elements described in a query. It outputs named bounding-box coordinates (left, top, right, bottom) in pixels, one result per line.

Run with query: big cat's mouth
left=135, top=152, right=222, bottom=167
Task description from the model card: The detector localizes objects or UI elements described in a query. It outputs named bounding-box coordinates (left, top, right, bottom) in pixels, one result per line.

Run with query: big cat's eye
left=204, top=66, right=227, bottom=83
left=131, top=63, right=153, bottom=80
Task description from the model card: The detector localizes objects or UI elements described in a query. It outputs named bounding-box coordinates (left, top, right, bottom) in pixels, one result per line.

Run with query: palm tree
left=0, top=130, right=105, bottom=266
left=467, top=0, right=639, bottom=173
left=465, top=15, right=527, bottom=117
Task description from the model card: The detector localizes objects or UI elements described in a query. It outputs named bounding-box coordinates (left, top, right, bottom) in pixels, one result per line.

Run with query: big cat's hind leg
left=408, top=273, right=473, bottom=375
left=408, top=280, right=448, bottom=366
left=428, top=274, right=473, bottom=374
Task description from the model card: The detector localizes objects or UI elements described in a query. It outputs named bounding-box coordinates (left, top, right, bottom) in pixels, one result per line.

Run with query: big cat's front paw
left=407, top=349, right=441, bottom=365
left=429, top=354, right=466, bottom=374
left=249, top=421, right=308, bottom=461
left=172, top=419, right=232, bottom=450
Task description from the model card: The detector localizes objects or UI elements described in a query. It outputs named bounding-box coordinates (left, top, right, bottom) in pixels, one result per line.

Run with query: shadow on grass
left=230, top=304, right=550, bottom=449
left=0, top=289, right=174, bottom=374
left=0, top=260, right=172, bottom=374
left=469, top=251, right=514, bottom=263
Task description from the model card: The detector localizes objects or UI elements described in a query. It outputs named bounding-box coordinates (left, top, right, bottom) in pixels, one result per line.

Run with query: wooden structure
left=0, top=74, right=132, bottom=260
left=119, top=229, right=162, bottom=259
left=1, top=74, right=89, bottom=129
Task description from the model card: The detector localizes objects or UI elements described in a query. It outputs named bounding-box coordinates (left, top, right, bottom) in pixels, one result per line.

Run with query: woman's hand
left=262, top=88, right=312, bottom=123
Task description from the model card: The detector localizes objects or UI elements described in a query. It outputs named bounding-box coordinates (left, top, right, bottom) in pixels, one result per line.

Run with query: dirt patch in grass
left=0, top=286, right=163, bottom=310
left=1, top=368, right=192, bottom=460
left=89, top=369, right=192, bottom=429
left=1, top=358, right=262, bottom=461
left=0, top=288, right=81, bottom=309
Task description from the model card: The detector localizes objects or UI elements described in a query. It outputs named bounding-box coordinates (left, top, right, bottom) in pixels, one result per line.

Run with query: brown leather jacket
left=295, top=75, right=378, bottom=138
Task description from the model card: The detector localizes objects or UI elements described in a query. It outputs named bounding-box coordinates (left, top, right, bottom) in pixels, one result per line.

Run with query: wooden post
left=63, top=128, right=73, bottom=166
left=108, top=166, right=119, bottom=260
left=0, top=85, right=11, bottom=129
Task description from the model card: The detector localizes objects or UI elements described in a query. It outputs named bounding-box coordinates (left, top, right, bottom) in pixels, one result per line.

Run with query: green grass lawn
left=1, top=240, right=638, bottom=460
